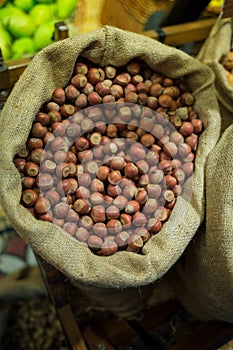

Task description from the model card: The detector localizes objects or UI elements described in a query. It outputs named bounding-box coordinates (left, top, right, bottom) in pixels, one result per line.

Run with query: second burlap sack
left=197, top=16, right=233, bottom=133
left=169, top=123, right=233, bottom=322
left=0, top=26, right=220, bottom=317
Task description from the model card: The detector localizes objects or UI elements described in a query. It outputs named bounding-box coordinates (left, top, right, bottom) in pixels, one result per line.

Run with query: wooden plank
left=58, top=304, right=88, bottom=350
left=81, top=322, right=116, bottom=350
left=97, top=314, right=143, bottom=349
left=138, top=299, right=181, bottom=331
left=169, top=320, right=233, bottom=350
left=142, top=18, right=216, bottom=46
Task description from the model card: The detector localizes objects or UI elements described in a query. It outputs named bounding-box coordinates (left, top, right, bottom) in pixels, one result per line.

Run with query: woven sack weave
left=169, top=123, right=233, bottom=322
left=197, top=16, right=233, bottom=133
left=0, top=27, right=220, bottom=314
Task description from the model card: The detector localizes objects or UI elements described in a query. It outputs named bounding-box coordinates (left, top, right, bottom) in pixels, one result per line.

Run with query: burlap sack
left=168, top=123, right=233, bottom=322
left=0, top=26, right=220, bottom=314
left=197, top=16, right=233, bottom=133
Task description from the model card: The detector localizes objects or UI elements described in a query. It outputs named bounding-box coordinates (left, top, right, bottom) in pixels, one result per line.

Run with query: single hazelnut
left=147, top=218, right=162, bottom=234
left=96, top=166, right=110, bottom=181
left=106, top=205, right=120, bottom=220
left=112, top=195, right=128, bottom=210
left=132, top=212, right=147, bottom=227
left=71, top=73, right=87, bottom=89
left=75, top=227, right=89, bottom=242
left=120, top=213, right=132, bottom=229
left=101, top=240, right=118, bottom=256
left=125, top=200, right=140, bottom=214
left=34, top=197, right=51, bottom=215
left=24, top=162, right=39, bottom=177
left=108, top=170, right=122, bottom=185
left=22, top=189, right=38, bottom=207
left=37, top=173, right=54, bottom=192
left=73, top=199, right=91, bottom=215
left=115, top=231, right=130, bottom=248
left=80, top=215, right=94, bottom=230
left=52, top=87, right=66, bottom=105
left=91, top=205, right=106, bottom=223
left=93, top=223, right=107, bottom=238
left=127, top=234, right=143, bottom=252
left=107, top=184, right=122, bottom=198
left=87, top=235, right=103, bottom=250
left=106, top=219, right=122, bottom=234
left=90, top=192, right=104, bottom=206
left=63, top=222, right=78, bottom=236
left=90, top=179, right=104, bottom=193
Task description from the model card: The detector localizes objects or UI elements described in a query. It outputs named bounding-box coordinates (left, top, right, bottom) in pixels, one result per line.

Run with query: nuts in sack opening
left=0, top=26, right=220, bottom=289
left=16, top=57, right=203, bottom=256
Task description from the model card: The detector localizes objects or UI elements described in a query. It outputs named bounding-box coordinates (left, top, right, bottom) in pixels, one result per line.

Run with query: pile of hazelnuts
left=14, top=57, right=203, bottom=256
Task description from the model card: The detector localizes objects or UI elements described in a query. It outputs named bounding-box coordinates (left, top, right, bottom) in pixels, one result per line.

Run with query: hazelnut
left=147, top=218, right=162, bottom=233
left=63, top=222, right=78, bottom=236
left=24, top=162, right=39, bottom=177
left=91, top=205, right=106, bottom=223
left=155, top=206, right=170, bottom=222
left=106, top=219, right=122, bottom=234
left=75, top=227, right=89, bottom=242
left=90, top=179, right=104, bottom=193
left=101, top=240, right=118, bottom=256
left=90, top=192, right=104, bottom=206
left=71, top=73, right=87, bottom=89
left=132, top=212, right=147, bottom=226
left=182, top=162, right=194, bottom=177
left=88, top=68, right=105, bottom=84
left=125, top=200, right=140, bottom=214
left=75, top=137, right=89, bottom=151
left=191, top=119, right=203, bottom=134
left=73, top=199, right=91, bottom=215
left=107, top=184, right=122, bottom=198
left=109, top=157, right=126, bottom=170
left=80, top=215, right=93, bottom=230
left=108, top=170, right=122, bottom=185
left=22, top=189, right=38, bottom=207
left=127, top=234, right=143, bottom=252
left=115, top=231, right=130, bottom=248
left=34, top=197, right=51, bottom=215
left=53, top=202, right=70, bottom=219
left=87, top=235, right=103, bottom=250
left=106, top=205, right=120, bottom=220
left=96, top=166, right=110, bottom=181
left=37, top=173, right=54, bottom=192
left=45, top=190, right=60, bottom=206
left=135, top=189, right=148, bottom=205
left=120, top=213, right=132, bottom=229
left=143, top=198, right=158, bottom=215
left=112, top=195, right=128, bottom=210
left=124, top=162, right=138, bottom=178
left=22, top=176, right=36, bottom=189
left=93, top=223, right=107, bottom=238
left=52, top=87, right=66, bottom=105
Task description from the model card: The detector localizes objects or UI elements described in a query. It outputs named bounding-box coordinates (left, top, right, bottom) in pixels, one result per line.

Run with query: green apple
left=0, top=4, right=25, bottom=26
left=7, top=14, right=35, bottom=38
left=29, top=4, right=56, bottom=27
left=35, top=0, right=55, bottom=3
left=11, top=37, right=36, bottom=59
left=33, top=21, right=55, bottom=50
left=57, top=0, right=77, bottom=19
left=13, top=0, right=35, bottom=12
left=0, top=23, right=12, bottom=60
